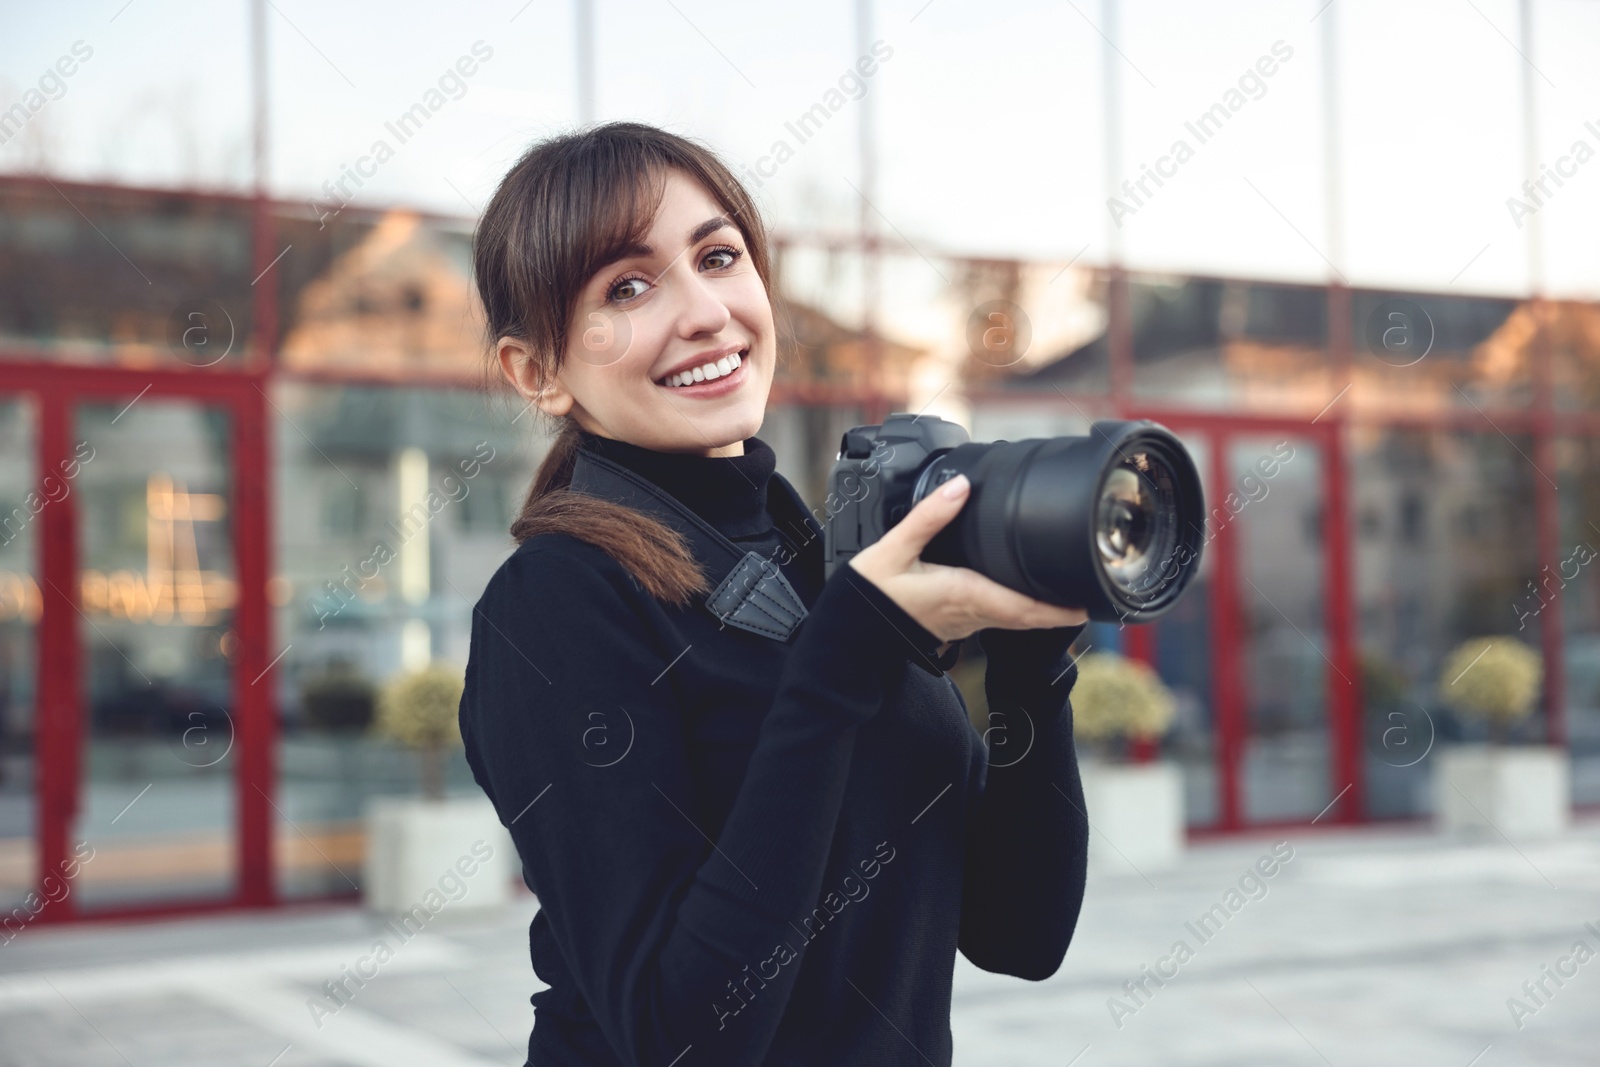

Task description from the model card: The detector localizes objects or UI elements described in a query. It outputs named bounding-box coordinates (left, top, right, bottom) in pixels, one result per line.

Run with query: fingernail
left=940, top=474, right=969, bottom=499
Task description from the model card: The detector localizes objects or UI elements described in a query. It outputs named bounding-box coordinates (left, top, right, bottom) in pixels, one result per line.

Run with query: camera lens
left=914, top=420, right=1203, bottom=622
left=1096, top=449, right=1181, bottom=603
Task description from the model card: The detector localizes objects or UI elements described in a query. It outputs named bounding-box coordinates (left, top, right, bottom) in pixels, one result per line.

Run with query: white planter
left=1433, top=744, right=1570, bottom=840
left=1077, top=760, right=1185, bottom=872
left=363, top=795, right=516, bottom=915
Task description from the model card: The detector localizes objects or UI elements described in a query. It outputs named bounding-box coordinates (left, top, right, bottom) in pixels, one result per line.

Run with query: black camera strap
left=569, top=448, right=815, bottom=642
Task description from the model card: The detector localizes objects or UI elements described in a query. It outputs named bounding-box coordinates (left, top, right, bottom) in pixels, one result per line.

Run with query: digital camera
left=821, top=413, right=1205, bottom=623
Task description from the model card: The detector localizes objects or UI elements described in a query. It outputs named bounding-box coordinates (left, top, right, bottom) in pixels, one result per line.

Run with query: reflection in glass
left=0, top=399, right=37, bottom=909
left=1550, top=300, right=1600, bottom=413
left=1349, top=289, right=1529, bottom=414
left=1556, top=438, right=1600, bottom=805
left=72, top=399, right=237, bottom=908
left=1129, top=275, right=1331, bottom=414
left=1353, top=427, right=1541, bottom=817
left=0, top=182, right=255, bottom=368
left=271, top=382, right=542, bottom=898
left=967, top=269, right=1112, bottom=398
left=1143, top=434, right=1216, bottom=827
left=1230, top=436, right=1331, bottom=822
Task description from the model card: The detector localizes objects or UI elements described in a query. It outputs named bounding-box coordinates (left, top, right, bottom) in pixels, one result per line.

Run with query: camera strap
left=569, top=448, right=817, bottom=643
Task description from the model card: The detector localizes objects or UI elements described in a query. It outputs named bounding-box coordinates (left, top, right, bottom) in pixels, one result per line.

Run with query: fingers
left=876, top=474, right=970, bottom=565
left=955, top=567, right=1088, bottom=630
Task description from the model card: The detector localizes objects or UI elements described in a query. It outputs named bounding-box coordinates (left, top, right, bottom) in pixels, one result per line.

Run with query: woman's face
left=501, top=168, right=776, bottom=457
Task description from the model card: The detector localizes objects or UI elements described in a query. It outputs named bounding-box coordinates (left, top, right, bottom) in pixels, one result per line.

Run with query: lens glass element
left=1095, top=449, right=1179, bottom=602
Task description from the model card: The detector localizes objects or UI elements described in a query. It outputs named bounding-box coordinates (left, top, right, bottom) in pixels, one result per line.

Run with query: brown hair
left=473, top=121, right=774, bottom=607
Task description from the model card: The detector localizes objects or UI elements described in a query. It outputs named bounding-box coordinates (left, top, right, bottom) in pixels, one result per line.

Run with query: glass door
left=1138, top=432, right=1219, bottom=827
left=1130, top=413, right=1354, bottom=830
left=70, top=396, right=239, bottom=909
left=0, top=396, right=37, bottom=913
left=1230, top=433, right=1334, bottom=823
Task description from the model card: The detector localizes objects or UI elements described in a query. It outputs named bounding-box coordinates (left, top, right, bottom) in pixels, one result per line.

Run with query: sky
left=3, top=0, right=1599, bottom=303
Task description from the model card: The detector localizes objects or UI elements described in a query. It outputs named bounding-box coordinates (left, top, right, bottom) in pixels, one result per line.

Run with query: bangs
left=553, top=152, right=669, bottom=302
left=473, top=122, right=770, bottom=373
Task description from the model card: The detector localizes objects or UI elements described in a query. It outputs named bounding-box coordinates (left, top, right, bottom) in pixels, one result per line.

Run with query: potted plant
left=300, top=659, right=377, bottom=733
left=1071, top=652, right=1185, bottom=871
left=1432, top=637, right=1567, bottom=839
left=362, top=661, right=513, bottom=914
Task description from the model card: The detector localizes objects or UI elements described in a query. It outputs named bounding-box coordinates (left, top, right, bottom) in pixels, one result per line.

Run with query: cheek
left=727, top=282, right=776, bottom=348
left=569, top=308, right=637, bottom=370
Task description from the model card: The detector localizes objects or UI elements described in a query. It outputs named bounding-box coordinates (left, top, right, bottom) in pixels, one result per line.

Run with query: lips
left=653, top=344, right=748, bottom=387
left=655, top=350, right=750, bottom=397
left=655, top=347, right=748, bottom=389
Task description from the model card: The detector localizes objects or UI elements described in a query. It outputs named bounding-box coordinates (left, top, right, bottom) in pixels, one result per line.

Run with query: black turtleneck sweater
left=459, top=427, right=1090, bottom=1067
left=573, top=428, right=824, bottom=607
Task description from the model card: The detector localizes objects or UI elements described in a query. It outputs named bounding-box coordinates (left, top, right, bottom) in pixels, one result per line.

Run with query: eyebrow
left=617, top=215, right=734, bottom=260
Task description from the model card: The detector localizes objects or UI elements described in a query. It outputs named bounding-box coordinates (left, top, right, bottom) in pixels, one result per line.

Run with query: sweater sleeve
left=957, top=623, right=1091, bottom=980
left=459, top=540, right=940, bottom=1067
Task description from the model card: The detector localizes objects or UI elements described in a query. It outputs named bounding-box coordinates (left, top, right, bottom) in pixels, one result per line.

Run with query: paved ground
left=2, top=818, right=1598, bottom=1067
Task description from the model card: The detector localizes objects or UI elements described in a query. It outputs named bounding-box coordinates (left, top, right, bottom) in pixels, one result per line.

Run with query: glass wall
left=1550, top=299, right=1600, bottom=413
left=1352, top=426, right=1542, bottom=817
left=1231, top=433, right=1332, bottom=822
left=0, top=183, right=256, bottom=368
left=1130, top=274, right=1331, bottom=415
left=270, top=381, right=541, bottom=897
left=1348, top=289, right=1529, bottom=416
left=0, top=397, right=37, bottom=910
left=963, top=268, right=1112, bottom=399
left=1557, top=436, right=1600, bottom=805
left=1148, top=432, right=1218, bottom=827
left=272, top=207, right=483, bottom=380
left=72, top=397, right=238, bottom=908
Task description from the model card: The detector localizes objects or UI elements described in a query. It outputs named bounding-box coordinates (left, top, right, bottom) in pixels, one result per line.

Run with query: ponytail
left=510, top=419, right=711, bottom=609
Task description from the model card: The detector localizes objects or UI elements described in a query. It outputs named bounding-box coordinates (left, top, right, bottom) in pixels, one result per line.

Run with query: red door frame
left=1116, top=406, right=1363, bottom=830
left=0, top=360, right=279, bottom=922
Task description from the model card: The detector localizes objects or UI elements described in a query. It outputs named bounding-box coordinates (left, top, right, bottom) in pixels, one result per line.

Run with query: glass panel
left=0, top=398, right=37, bottom=910
left=0, top=184, right=255, bottom=367
left=1130, top=275, right=1331, bottom=415
left=1231, top=435, right=1332, bottom=823
left=271, top=381, right=542, bottom=899
left=72, top=398, right=237, bottom=908
left=1556, top=437, right=1600, bottom=805
left=1349, top=289, right=1529, bottom=416
left=1353, top=427, right=1542, bottom=818
left=1550, top=300, right=1600, bottom=413
left=1147, top=432, right=1216, bottom=827
left=954, top=267, right=1112, bottom=398
left=273, top=208, right=483, bottom=380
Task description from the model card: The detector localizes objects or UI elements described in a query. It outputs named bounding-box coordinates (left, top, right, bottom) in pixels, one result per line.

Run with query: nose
left=674, top=264, right=732, bottom=340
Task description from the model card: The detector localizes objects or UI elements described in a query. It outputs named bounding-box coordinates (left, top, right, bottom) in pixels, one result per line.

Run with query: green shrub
left=373, top=662, right=465, bottom=799
left=1072, top=652, right=1177, bottom=752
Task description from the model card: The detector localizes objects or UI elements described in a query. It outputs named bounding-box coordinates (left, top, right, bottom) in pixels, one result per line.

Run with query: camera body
left=820, top=413, right=971, bottom=577
left=822, top=412, right=1204, bottom=623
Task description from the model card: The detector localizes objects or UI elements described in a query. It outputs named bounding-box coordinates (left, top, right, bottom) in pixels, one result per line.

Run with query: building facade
left=0, top=176, right=1594, bottom=922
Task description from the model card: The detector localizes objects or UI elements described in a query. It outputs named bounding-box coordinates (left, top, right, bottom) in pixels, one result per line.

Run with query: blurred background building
left=1, top=0, right=1597, bottom=924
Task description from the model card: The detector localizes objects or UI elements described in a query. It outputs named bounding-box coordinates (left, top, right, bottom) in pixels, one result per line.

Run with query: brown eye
left=702, top=246, right=741, bottom=270
left=608, top=276, right=649, bottom=303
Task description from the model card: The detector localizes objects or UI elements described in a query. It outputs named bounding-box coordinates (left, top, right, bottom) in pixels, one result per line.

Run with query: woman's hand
left=846, top=474, right=1089, bottom=643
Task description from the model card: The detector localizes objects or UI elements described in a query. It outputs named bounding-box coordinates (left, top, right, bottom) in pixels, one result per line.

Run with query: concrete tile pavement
left=2, top=820, right=1598, bottom=1066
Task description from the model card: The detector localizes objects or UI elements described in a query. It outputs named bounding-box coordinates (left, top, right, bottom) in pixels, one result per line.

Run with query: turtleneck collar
left=574, top=427, right=778, bottom=538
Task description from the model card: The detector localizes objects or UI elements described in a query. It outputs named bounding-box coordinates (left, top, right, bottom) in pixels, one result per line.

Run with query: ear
left=497, top=336, right=573, bottom=418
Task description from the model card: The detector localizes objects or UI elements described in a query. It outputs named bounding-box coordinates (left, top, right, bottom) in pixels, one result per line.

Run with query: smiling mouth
left=656, top=348, right=748, bottom=388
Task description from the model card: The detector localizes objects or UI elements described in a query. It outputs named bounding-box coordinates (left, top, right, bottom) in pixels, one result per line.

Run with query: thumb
left=877, top=473, right=970, bottom=564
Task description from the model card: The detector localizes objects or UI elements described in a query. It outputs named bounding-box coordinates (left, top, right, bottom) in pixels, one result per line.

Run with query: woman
left=459, top=120, right=1091, bottom=1067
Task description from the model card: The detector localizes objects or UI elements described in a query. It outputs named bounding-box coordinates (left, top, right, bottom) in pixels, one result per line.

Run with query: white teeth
left=661, top=351, right=744, bottom=387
